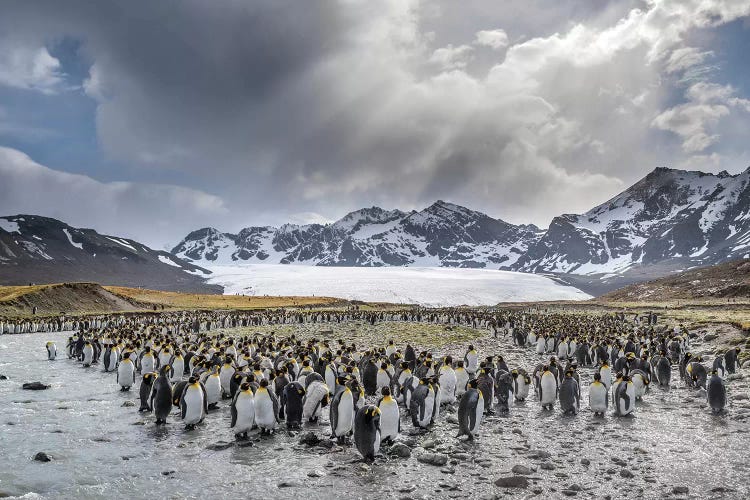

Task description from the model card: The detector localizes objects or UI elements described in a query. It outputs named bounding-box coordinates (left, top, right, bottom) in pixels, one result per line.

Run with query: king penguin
left=231, top=382, right=256, bottom=439
left=117, top=352, right=136, bottom=391
left=46, top=342, right=57, bottom=361
left=179, top=376, right=208, bottom=430
left=151, top=365, right=174, bottom=425
left=254, top=378, right=280, bottom=435
left=330, top=376, right=355, bottom=443
left=456, top=379, right=484, bottom=440
left=559, top=370, right=580, bottom=415
left=377, top=387, right=400, bottom=444
left=354, top=405, right=381, bottom=462
left=588, top=372, right=608, bottom=416
left=706, top=369, right=726, bottom=414
left=613, top=375, right=635, bottom=416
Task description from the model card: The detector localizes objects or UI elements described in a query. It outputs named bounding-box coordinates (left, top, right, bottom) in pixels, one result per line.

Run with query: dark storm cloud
left=0, top=0, right=749, bottom=246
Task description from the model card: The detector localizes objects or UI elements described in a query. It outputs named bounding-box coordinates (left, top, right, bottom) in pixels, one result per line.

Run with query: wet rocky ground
left=0, top=321, right=748, bottom=499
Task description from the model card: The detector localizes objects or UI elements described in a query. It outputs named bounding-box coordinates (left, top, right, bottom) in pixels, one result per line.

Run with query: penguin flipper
left=230, top=402, right=238, bottom=428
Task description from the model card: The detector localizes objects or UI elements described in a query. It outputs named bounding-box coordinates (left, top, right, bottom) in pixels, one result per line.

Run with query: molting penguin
left=613, top=375, right=635, bottom=416
left=282, top=381, right=305, bottom=430
left=151, top=365, right=174, bottom=424
left=494, top=370, right=514, bottom=414
left=706, top=370, right=726, bottom=414
left=588, top=373, right=608, bottom=416
left=559, top=370, right=580, bottom=415
left=354, top=405, right=381, bottom=462
left=330, top=377, right=355, bottom=442
left=139, top=372, right=156, bottom=412
left=46, top=342, right=57, bottom=361
left=254, top=378, right=280, bottom=435
left=117, top=353, right=136, bottom=391
left=410, top=378, right=436, bottom=429
left=231, top=382, right=256, bottom=439
left=377, top=387, right=400, bottom=444
left=456, top=379, right=484, bottom=440
left=180, top=376, right=208, bottom=430
left=302, top=373, right=330, bottom=423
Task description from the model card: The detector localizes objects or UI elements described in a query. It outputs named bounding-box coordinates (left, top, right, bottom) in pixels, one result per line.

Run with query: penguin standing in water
left=410, top=378, right=436, bottom=428
left=538, top=366, right=558, bottom=410
left=254, top=378, right=280, bottom=435
left=82, top=342, right=94, bottom=367
left=353, top=405, right=381, bottom=462
left=630, top=369, right=649, bottom=400
left=117, top=353, right=136, bottom=391
left=559, top=370, right=580, bottom=415
left=139, top=372, right=156, bottom=412
left=203, top=366, right=222, bottom=409
left=151, top=365, right=174, bottom=425
left=231, top=382, right=256, bottom=439
left=180, top=376, right=208, bottom=430
left=102, top=345, right=118, bottom=373
left=377, top=387, right=400, bottom=444
left=598, top=361, right=613, bottom=393
left=706, top=370, right=726, bottom=414
left=588, top=373, right=608, bottom=416
left=456, top=379, right=484, bottom=440
left=282, top=381, right=305, bottom=430
left=46, top=342, right=57, bottom=361
left=219, top=357, right=236, bottom=398
left=613, top=375, right=635, bottom=416
left=330, top=377, right=355, bottom=442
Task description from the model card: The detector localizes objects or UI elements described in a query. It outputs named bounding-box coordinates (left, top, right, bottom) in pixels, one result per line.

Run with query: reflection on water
left=0, top=329, right=748, bottom=499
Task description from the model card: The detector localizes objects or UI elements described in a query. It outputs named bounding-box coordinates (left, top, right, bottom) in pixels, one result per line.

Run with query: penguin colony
left=48, top=308, right=741, bottom=462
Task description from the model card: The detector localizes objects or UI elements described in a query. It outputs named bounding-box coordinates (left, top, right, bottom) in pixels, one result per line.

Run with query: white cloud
left=0, top=146, right=228, bottom=247
left=428, top=44, right=474, bottom=70
left=474, top=29, right=509, bottom=50
left=0, top=46, right=63, bottom=94
left=666, top=47, right=713, bottom=73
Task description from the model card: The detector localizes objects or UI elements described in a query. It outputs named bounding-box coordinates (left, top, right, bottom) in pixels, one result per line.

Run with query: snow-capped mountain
left=515, top=167, right=750, bottom=275
left=0, top=215, right=218, bottom=293
left=174, top=167, right=750, bottom=293
left=172, top=202, right=543, bottom=269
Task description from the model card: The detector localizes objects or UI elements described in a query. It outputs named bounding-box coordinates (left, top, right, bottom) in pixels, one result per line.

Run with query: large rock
left=495, top=476, right=529, bottom=488
left=23, top=382, right=50, bottom=391
left=511, top=465, right=532, bottom=475
left=417, top=453, right=448, bottom=466
left=390, top=443, right=411, bottom=458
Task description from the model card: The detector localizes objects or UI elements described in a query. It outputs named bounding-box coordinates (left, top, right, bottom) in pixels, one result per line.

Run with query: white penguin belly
left=233, top=396, right=255, bottom=433
left=254, top=394, right=277, bottom=430
left=205, top=376, right=221, bottom=405
left=540, top=375, right=557, bottom=405
left=335, top=392, right=354, bottom=436
left=379, top=401, right=400, bottom=440
left=471, top=398, right=484, bottom=435
left=439, top=371, right=457, bottom=403
left=588, top=385, right=608, bottom=412
left=183, top=388, right=204, bottom=425
left=420, top=393, right=435, bottom=427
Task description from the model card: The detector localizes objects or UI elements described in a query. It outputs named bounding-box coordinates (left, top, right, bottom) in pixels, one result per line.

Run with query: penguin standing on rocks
left=511, top=369, right=531, bottom=401
left=613, top=375, right=635, bottom=416
left=706, top=370, right=726, bottom=414
left=180, top=376, right=208, bottom=430
left=655, top=352, right=671, bottom=387
left=410, top=378, right=436, bottom=428
left=538, top=366, right=558, bottom=410
left=476, top=367, right=495, bottom=415
left=330, top=377, right=355, bottom=442
left=588, top=373, right=608, bottom=416
left=151, top=365, right=174, bottom=425
left=454, top=361, right=469, bottom=398
left=456, top=379, right=483, bottom=440
left=494, top=370, right=514, bottom=414
left=438, top=356, right=457, bottom=405
left=139, top=372, right=156, bottom=412
left=559, top=370, right=580, bottom=415
left=117, top=353, right=136, bottom=391
left=302, top=373, right=330, bottom=423
left=724, top=347, right=741, bottom=374
left=231, top=382, right=256, bottom=439
left=377, top=387, right=400, bottom=444
left=354, top=405, right=381, bottom=462
left=282, top=381, right=305, bottom=430
left=46, top=342, right=57, bottom=361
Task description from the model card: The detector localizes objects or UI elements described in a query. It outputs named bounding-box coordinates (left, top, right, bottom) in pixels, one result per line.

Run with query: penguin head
left=188, top=376, right=198, bottom=385
left=258, top=378, right=269, bottom=390
left=380, top=362, right=388, bottom=370
left=593, top=372, right=602, bottom=382
left=381, top=386, right=391, bottom=397
left=240, top=382, right=251, bottom=392
left=467, top=379, right=479, bottom=390
left=564, top=370, right=574, bottom=378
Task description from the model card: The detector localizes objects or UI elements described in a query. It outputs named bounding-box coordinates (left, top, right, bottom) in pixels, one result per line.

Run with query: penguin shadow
left=146, top=424, right=171, bottom=441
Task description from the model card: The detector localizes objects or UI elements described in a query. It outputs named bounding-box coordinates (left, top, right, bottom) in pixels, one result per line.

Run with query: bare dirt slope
left=0, top=282, right=146, bottom=317
left=601, top=258, right=750, bottom=301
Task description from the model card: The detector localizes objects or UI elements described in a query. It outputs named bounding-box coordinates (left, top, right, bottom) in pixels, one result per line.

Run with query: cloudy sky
left=1, top=0, right=749, bottom=248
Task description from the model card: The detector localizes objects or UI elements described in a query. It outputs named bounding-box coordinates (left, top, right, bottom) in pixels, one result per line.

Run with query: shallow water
left=1, top=326, right=748, bottom=499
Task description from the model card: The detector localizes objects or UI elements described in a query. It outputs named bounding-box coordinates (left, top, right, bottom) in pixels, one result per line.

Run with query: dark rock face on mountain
left=172, top=203, right=542, bottom=269
left=515, top=167, right=750, bottom=275
left=0, top=215, right=219, bottom=293
left=173, top=167, right=750, bottom=295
